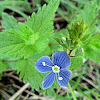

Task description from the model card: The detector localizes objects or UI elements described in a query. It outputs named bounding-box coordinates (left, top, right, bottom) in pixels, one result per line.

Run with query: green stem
left=3, top=60, right=19, bottom=63
left=89, top=13, right=100, bottom=28
left=25, top=58, right=37, bottom=62
left=68, top=83, right=77, bottom=100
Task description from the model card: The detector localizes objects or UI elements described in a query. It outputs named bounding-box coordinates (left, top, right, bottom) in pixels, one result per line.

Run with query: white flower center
left=52, top=65, right=60, bottom=73
left=42, top=62, right=63, bottom=80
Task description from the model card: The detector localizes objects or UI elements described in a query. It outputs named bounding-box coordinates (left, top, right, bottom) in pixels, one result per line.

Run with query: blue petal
left=57, top=70, right=72, bottom=87
left=42, top=72, right=55, bottom=89
left=52, top=51, right=71, bottom=69
left=35, top=56, right=53, bottom=73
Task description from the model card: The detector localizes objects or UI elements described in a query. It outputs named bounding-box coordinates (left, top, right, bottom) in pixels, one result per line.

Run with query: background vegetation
left=0, top=0, right=100, bottom=100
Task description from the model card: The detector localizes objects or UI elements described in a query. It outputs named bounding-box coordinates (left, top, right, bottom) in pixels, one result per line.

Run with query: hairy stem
left=70, top=56, right=75, bottom=57
left=3, top=58, right=37, bottom=63
left=68, top=49, right=73, bottom=56
left=3, top=60, right=19, bottom=63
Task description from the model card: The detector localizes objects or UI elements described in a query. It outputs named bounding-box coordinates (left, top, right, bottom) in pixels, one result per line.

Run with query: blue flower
left=35, top=51, right=72, bottom=89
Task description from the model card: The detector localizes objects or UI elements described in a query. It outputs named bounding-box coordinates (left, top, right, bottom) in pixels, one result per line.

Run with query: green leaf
left=25, top=0, right=60, bottom=51
left=18, top=23, right=39, bottom=45
left=47, top=87, right=56, bottom=97
left=49, top=38, right=63, bottom=54
left=69, top=56, right=83, bottom=71
left=0, top=0, right=60, bottom=59
left=0, top=61, right=9, bottom=74
left=0, top=0, right=31, bottom=17
left=0, top=30, right=34, bottom=59
left=5, top=6, right=28, bottom=18
left=73, top=0, right=89, bottom=4
left=17, top=60, right=46, bottom=90
left=0, top=5, right=5, bottom=16
left=84, top=45, right=100, bottom=63
left=1, top=13, right=18, bottom=30
left=89, top=34, right=100, bottom=48
left=80, top=32, right=91, bottom=42
left=54, top=29, right=68, bottom=38
left=54, top=29, right=70, bottom=49
left=84, top=34, right=100, bottom=63
left=35, top=0, right=41, bottom=7
left=55, top=37, right=61, bottom=44
left=30, top=46, right=51, bottom=60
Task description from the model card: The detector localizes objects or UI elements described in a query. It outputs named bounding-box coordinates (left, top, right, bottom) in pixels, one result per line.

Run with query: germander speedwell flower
left=35, top=51, right=72, bottom=89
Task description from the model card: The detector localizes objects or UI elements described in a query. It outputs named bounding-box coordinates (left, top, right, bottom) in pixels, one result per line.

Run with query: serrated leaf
left=17, top=60, right=46, bottom=90
left=18, top=23, right=39, bottom=45
left=89, top=34, right=100, bottom=48
left=24, top=0, right=60, bottom=51
left=0, top=0, right=60, bottom=59
left=47, top=87, right=56, bottom=97
left=30, top=46, right=51, bottom=60
left=69, top=56, right=83, bottom=71
left=0, top=30, right=34, bottom=59
left=55, top=37, right=61, bottom=44
left=84, top=45, right=100, bottom=63
left=84, top=34, right=100, bottom=63
left=80, top=32, right=91, bottom=42
left=1, top=13, right=18, bottom=30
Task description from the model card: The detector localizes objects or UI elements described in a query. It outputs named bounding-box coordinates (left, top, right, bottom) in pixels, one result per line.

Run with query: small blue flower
left=35, top=51, right=72, bottom=89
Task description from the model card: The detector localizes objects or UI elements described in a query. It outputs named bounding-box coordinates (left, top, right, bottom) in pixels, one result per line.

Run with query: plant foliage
left=0, top=0, right=100, bottom=99
left=0, top=0, right=60, bottom=91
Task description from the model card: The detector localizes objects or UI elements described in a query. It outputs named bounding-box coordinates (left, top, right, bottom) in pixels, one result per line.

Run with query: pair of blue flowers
left=35, top=51, right=72, bottom=89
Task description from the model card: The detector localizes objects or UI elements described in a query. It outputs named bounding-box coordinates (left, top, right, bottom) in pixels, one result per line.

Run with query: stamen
left=58, top=73, right=63, bottom=80
left=58, top=77, right=63, bottom=80
left=42, top=62, right=46, bottom=66
left=42, top=62, right=52, bottom=67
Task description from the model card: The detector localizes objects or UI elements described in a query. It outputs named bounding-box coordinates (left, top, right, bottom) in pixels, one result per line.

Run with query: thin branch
left=3, top=58, right=37, bottom=63
left=12, top=84, right=35, bottom=96
left=3, top=60, right=19, bottom=63
left=0, top=89, right=11, bottom=100
left=49, top=43, right=59, bottom=46
left=32, top=0, right=35, bottom=8
left=8, top=83, right=30, bottom=100
left=25, top=58, right=37, bottom=62
left=89, top=13, right=100, bottom=28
